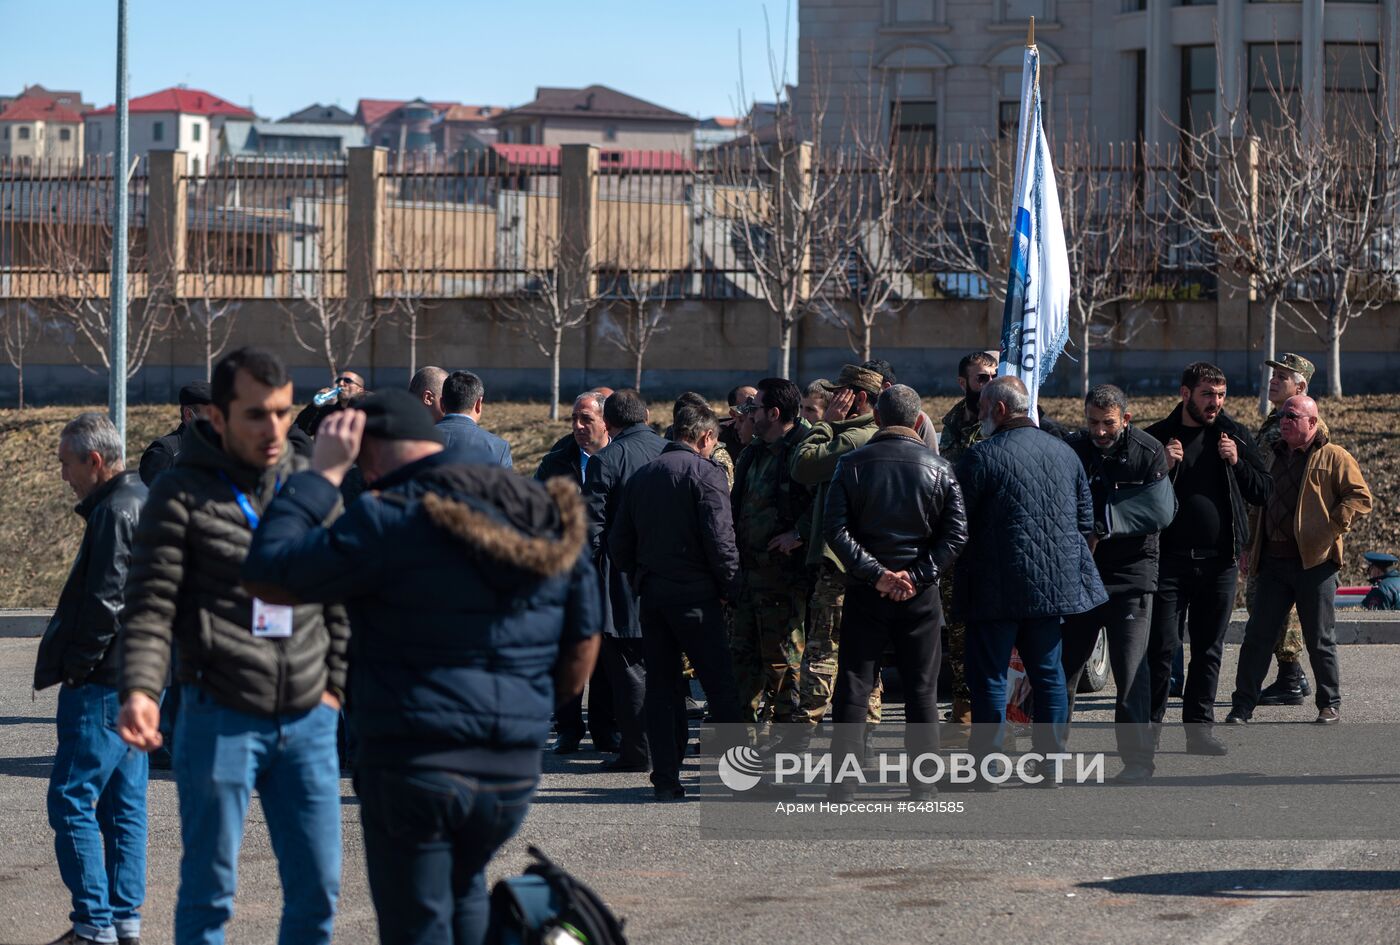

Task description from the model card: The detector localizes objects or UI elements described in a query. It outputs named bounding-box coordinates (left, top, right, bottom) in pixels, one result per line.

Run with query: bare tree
left=715, top=25, right=848, bottom=379
left=182, top=219, right=241, bottom=382
left=917, top=139, right=1018, bottom=311
left=1170, top=46, right=1334, bottom=414
left=276, top=200, right=386, bottom=378
left=818, top=77, right=933, bottom=362
left=1058, top=139, right=1163, bottom=397
left=0, top=300, right=42, bottom=408
left=494, top=229, right=607, bottom=421
left=596, top=210, right=676, bottom=392
left=380, top=200, right=448, bottom=380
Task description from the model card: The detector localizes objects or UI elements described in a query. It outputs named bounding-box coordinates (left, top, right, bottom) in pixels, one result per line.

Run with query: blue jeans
left=173, top=685, right=341, bottom=945
left=966, top=617, right=1069, bottom=757
left=356, top=766, right=536, bottom=945
left=48, top=683, right=148, bottom=944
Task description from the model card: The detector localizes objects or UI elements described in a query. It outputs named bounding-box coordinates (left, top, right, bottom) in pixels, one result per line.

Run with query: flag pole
left=1027, top=15, right=1034, bottom=48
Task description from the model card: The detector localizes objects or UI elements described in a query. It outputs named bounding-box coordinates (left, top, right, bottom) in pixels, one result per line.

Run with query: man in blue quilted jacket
left=243, top=388, right=601, bottom=945
left=955, top=376, right=1108, bottom=779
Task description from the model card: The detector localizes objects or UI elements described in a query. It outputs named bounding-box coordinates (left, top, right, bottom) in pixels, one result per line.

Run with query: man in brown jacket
left=1227, top=395, right=1372, bottom=724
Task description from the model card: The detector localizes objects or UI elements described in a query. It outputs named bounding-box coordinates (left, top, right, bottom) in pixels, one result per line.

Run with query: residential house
left=433, top=104, right=505, bottom=154
left=356, top=98, right=460, bottom=151
left=279, top=103, right=357, bottom=125
left=219, top=119, right=368, bottom=159
left=0, top=98, right=84, bottom=164
left=695, top=116, right=743, bottom=151
left=84, top=86, right=255, bottom=174
left=492, top=85, right=697, bottom=157
left=0, top=84, right=92, bottom=115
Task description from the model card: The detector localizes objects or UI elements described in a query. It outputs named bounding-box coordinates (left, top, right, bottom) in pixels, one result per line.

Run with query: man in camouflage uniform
left=730, top=378, right=813, bottom=723
left=790, top=365, right=887, bottom=728
left=1250, top=353, right=1314, bottom=705
left=937, top=351, right=998, bottom=721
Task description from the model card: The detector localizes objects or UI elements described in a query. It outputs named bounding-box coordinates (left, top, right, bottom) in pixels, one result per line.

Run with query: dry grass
left=2, top=395, right=1396, bottom=608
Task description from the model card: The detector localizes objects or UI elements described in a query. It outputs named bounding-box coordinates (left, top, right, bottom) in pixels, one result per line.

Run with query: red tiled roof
left=707, top=116, right=741, bottom=128
left=490, top=143, right=691, bottom=172
left=85, top=87, right=254, bottom=118
left=0, top=98, right=83, bottom=123
left=357, top=98, right=459, bottom=127
left=441, top=104, right=506, bottom=123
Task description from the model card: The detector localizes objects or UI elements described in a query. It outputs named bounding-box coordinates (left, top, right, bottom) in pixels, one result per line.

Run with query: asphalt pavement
left=2, top=637, right=1398, bottom=945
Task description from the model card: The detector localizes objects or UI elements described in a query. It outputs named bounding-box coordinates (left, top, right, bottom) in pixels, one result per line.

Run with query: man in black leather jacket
left=824, top=385, right=968, bottom=798
left=36, top=412, right=150, bottom=945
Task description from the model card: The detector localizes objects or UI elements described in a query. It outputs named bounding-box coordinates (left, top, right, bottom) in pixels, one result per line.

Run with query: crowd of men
left=33, top=346, right=1390, bottom=945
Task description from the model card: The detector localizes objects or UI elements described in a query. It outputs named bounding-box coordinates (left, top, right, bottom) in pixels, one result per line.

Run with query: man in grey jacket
left=116, top=347, right=349, bottom=945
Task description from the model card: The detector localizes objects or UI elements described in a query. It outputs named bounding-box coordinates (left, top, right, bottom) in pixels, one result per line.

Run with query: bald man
left=1228, top=395, right=1372, bottom=725
left=409, top=366, right=449, bottom=422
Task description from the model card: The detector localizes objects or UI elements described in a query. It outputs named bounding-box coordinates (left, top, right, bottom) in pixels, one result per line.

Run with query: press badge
left=251, top=598, right=294, bottom=638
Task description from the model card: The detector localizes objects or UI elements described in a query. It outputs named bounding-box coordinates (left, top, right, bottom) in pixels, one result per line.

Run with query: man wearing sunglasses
left=1227, top=396, right=1372, bottom=725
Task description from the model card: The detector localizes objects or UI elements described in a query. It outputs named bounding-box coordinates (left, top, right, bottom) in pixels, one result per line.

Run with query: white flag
left=998, top=43, right=1070, bottom=418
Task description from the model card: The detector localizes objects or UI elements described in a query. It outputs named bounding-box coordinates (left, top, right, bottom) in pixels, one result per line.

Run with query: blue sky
left=0, top=0, right=800, bottom=119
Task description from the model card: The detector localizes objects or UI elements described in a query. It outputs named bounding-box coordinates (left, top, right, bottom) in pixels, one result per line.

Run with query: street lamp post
left=109, top=0, right=129, bottom=459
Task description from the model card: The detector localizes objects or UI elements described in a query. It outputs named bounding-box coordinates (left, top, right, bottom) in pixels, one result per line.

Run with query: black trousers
left=1062, top=592, right=1155, bottom=767
left=639, top=595, right=743, bottom=791
left=601, top=635, right=649, bottom=765
left=832, top=584, right=941, bottom=761
left=1231, top=557, right=1341, bottom=716
left=1148, top=552, right=1238, bottom=725
left=555, top=662, right=617, bottom=748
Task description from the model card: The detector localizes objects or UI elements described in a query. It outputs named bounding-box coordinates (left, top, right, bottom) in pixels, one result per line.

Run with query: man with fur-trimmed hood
left=242, top=387, right=602, bottom=945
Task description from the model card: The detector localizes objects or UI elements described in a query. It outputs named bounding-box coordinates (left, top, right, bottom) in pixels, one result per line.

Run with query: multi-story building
left=799, top=1, right=1400, bottom=150
left=356, top=98, right=460, bottom=151
left=84, top=86, right=255, bottom=174
left=280, top=103, right=357, bottom=125
left=433, top=104, right=505, bottom=153
left=492, top=85, right=697, bottom=157
left=0, top=98, right=84, bottom=163
left=0, top=84, right=91, bottom=115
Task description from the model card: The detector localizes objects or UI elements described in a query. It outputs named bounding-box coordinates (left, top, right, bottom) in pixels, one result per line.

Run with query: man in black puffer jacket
left=243, top=388, right=601, bottom=945
left=36, top=413, right=149, bottom=945
left=824, top=385, right=967, bottom=799
left=956, top=376, right=1108, bottom=770
left=117, top=348, right=349, bottom=945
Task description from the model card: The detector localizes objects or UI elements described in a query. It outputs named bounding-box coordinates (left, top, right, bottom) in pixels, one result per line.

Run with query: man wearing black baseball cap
left=138, top=381, right=213, bottom=486
left=243, top=387, right=602, bottom=944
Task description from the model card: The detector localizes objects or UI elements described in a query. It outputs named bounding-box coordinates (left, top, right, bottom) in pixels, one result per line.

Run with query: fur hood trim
left=420, top=477, right=586, bottom=578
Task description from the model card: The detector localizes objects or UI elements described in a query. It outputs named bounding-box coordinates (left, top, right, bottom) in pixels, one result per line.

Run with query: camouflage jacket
left=731, top=422, right=813, bottom=582
left=939, top=401, right=983, bottom=465
left=1256, top=409, right=1283, bottom=452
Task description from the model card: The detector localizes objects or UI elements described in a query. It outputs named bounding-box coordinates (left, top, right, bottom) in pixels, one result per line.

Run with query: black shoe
left=1224, top=711, right=1250, bottom=725
left=45, top=931, right=100, bottom=945
left=1258, top=665, right=1309, bottom=706
left=553, top=736, right=582, bottom=755
left=600, top=757, right=649, bottom=773
left=597, top=735, right=622, bottom=754
left=1111, top=763, right=1154, bottom=784
left=653, top=785, right=687, bottom=802
left=1184, top=727, right=1229, bottom=756
left=1315, top=707, right=1340, bottom=725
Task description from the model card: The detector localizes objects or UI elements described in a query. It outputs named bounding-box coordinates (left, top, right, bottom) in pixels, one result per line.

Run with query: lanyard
left=218, top=471, right=280, bottom=530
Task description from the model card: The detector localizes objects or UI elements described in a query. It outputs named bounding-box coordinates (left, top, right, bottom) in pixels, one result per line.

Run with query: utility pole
left=109, top=0, right=129, bottom=459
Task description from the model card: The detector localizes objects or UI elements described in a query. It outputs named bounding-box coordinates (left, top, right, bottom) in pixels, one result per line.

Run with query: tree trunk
left=1258, top=295, right=1279, bottom=416
left=633, top=303, right=645, bottom=392
left=549, top=326, right=563, bottom=422
left=1079, top=315, right=1091, bottom=400
left=1327, top=315, right=1343, bottom=399
left=15, top=356, right=23, bottom=410
left=861, top=319, right=872, bottom=364
left=778, top=319, right=793, bottom=380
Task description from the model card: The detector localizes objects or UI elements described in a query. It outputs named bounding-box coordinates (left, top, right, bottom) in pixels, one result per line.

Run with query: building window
left=192, top=122, right=201, bottom=142
left=998, top=70, right=1022, bottom=138
left=17, top=126, right=30, bottom=140
left=1181, top=45, right=1216, bottom=138
left=153, top=120, right=165, bottom=142
left=886, top=0, right=939, bottom=24
left=1248, top=42, right=1301, bottom=128
left=1325, top=43, right=1379, bottom=135
left=60, top=127, right=72, bottom=141
left=192, top=156, right=200, bottom=176
left=2, top=127, right=8, bottom=140
left=1133, top=50, right=1146, bottom=143
left=604, top=125, right=618, bottom=142
left=890, top=100, right=937, bottom=151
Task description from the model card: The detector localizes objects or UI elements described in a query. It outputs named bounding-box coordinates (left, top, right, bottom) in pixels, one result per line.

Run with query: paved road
left=2, top=637, right=1398, bottom=945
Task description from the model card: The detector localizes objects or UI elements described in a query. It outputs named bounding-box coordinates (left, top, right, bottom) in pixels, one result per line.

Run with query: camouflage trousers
left=796, top=568, right=882, bottom=725
left=941, top=577, right=970, bottom=701
left=731, top=582, right=806, bottom=723
left=1245, top=574, right=1306, bottom=662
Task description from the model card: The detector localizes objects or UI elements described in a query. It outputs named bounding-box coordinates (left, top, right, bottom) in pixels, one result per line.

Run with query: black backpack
left=489, top=846, right=628, bottom=945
